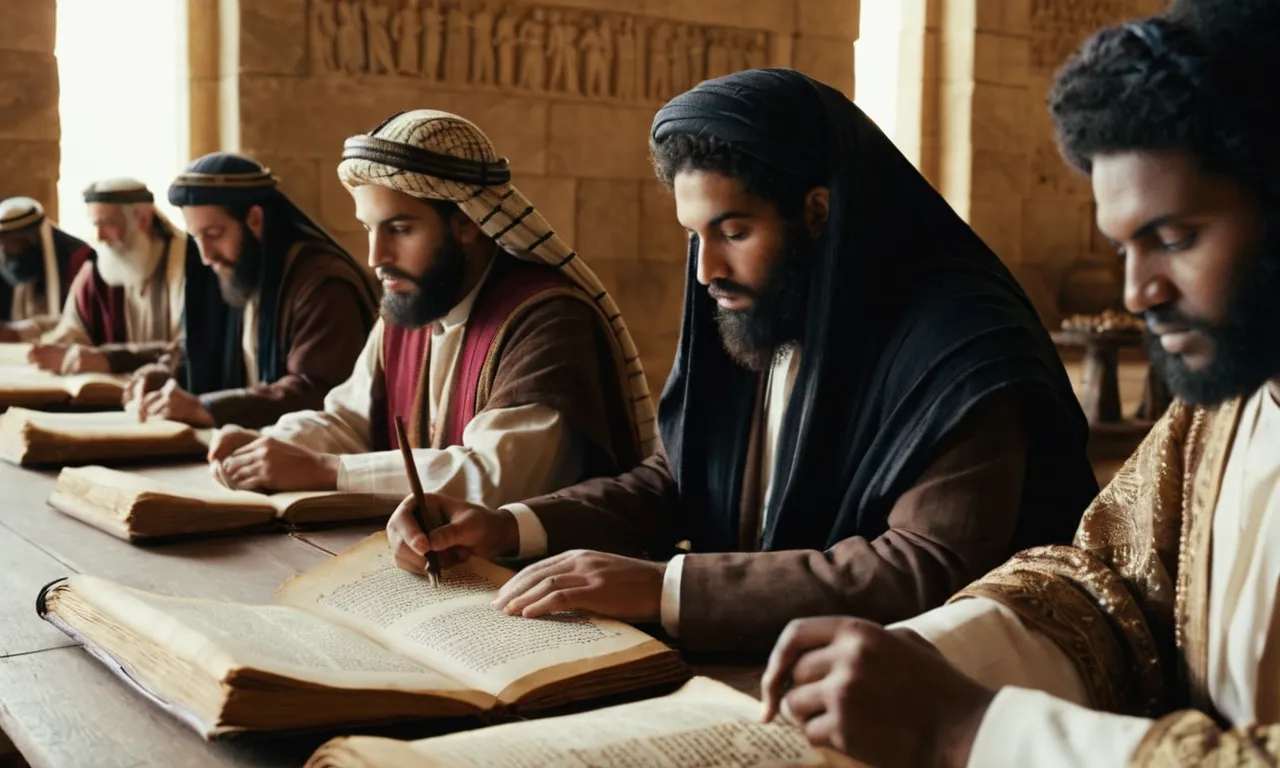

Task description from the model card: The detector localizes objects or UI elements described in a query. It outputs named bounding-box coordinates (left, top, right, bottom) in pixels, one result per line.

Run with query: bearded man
left=27, top=179, right=185, bottom=375
left=205, top=110, right=652, bottom=514
left=0, top=197, right=94, bottom=342
left=123, top=153, right=378, bottom=429
left=760, top=5, right=1280, bottom=766
left=388, top=69, right=1099, bottom=654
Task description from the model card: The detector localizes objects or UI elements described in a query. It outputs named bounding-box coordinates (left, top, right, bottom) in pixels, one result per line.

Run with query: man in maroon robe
left=0, top=197, right=94, bottom=342
left=204, top=109, right=654, bottom=518
left=26, top=179, right=186, bottom=375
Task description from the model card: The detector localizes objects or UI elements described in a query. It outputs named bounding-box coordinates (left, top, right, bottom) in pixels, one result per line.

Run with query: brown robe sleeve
left=201, top=276, right=370, bottom=429
left=478, top=295, right=643, bottom=478
left=101, top=340, right=176, bottom=374
left=675, top=394, right=1029, bottom=653
left=522, top=448, right=681, bottom=557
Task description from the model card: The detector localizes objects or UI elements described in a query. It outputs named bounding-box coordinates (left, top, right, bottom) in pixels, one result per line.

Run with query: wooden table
left=0, top=463, right=761, bottom=768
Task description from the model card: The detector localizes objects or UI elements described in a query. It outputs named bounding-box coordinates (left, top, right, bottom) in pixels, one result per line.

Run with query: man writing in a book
left=26, top=179, right=186, bottom=376
left=0, top=196, right=95, bottom=343
left=122, top=153, right=378, bottom=429
left=387, top=70, right=1098, bottom=653
left=205, top=110, right=654, bottom=514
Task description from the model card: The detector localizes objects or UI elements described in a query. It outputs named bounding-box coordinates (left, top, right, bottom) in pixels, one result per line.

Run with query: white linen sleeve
left=336, top=402, right=585, bottom=512
left=259, top=320, right=382, bottom=453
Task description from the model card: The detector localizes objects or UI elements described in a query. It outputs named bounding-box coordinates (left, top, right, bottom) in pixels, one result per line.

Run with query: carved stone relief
left=1030, top=0, right=1127, bottom=75
left=306, top=0, right=775, bottom=103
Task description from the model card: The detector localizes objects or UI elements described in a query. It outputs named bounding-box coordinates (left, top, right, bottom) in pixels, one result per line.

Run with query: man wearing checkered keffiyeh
left=206, top=109, right=653, bottom=522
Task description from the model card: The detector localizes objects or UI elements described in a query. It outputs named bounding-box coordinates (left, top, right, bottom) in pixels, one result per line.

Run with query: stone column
left=188, top=0, right=223, bottom=159
left=793, top=0, right=859, bottom=98
left=922, top=0, right=1165, bottom=327
left=0, top=0, right=60, bottom=217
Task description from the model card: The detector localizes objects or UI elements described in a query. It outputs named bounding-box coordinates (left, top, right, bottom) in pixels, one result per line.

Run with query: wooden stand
left=1052, top=328, right=1142, bottom=425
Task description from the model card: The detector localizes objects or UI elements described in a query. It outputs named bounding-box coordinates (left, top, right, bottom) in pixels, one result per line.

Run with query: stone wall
left=920, top=0, right=1162, bottom=328
left=213, top=0, right=858, bottom=395
left=0, top=0, right=59, bottom=219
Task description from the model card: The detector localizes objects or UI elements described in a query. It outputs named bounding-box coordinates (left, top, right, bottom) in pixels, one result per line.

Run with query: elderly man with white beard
left=28, top=178, right=186, bottom=375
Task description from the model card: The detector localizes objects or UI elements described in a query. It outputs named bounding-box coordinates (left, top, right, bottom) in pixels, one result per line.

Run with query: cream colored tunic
left=258, top=262, right=585, bottom=509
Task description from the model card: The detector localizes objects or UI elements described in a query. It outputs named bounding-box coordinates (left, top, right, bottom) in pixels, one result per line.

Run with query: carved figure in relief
left=562, top=16, right=582, bottom=95
left=363, top=1, right=396, bottom=74
left=744, top=30, right=767, bottom=70
left=471, top=1, right=496, bottom=84
left=580, top=16, right=613, bottom=98
left=647, top=22, right=672, bottom=101
left=391, top=0, right=423, bottom=74
left=545, top=11, right=580, bottom=94
left=579, top=20, right=602, bottom=97
left=725, top=30, right=745, bottom=75
left=686, top=26, right=706, bottom=85
left=518, top=9, right=547, bottom=90
left=669, top=25, right=691, bottom=94
left=444, top=1, right=471, bottom=83
left=336, top=0, right=366, bottom=74
left=705, top=29, right=730, bottom=79
left=309, top=0, right=339, bottom=74
left=421, top=0, right=444, bottom=81
left=495, top=6, right=519, bottom=87
left=614, top=16, right=638, bottom=101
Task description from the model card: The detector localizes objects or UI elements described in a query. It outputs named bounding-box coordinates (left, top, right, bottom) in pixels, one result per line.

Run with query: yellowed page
left=0, top=410, right=208, bottom=466
left=0, top=367, right=125, bottom=403
left=55, top=465, right=274, bottom=507
left=278, top=534, right=663, bottom=697
left=53, top=575, right=486, bottom=701
left=307, top=677, right=862, bottom=768
left=0, top=343, right=33, bottom=366
left=1, top=407, right=194, bottom=437
left=268, top=490, right=401, bottom=524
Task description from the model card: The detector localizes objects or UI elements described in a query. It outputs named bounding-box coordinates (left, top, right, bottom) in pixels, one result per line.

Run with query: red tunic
left=375, top=253, right=576, bottom=451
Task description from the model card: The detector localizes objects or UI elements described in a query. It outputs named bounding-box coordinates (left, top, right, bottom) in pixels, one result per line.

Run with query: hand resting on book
left=212, top=433, right=340, bottom=492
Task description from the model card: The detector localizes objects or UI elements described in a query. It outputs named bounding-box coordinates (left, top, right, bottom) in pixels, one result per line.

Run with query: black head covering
left=168, top=152, right=372, bottom=395
left=652, top=69, right=1096, bottom=554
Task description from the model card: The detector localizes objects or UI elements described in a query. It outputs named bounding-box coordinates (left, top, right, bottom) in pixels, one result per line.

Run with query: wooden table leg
left=1080, top=343, right=1121, bottom=424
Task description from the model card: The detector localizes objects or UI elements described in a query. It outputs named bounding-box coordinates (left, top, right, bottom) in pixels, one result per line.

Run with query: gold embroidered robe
left=951, top=396, right=1280, bottom=765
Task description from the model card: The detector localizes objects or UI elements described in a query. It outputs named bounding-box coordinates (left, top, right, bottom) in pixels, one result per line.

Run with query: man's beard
left=215, top=232, right=264, bottom=308
left=379, top=229, right=470, bottom=329
left=0, top=242, right=44, bottom=286
left=1145, top=227, right=1280, bottom=405
left=97, top=222, right=162, bottom=289
left=712, top=222, right=816, bottom=371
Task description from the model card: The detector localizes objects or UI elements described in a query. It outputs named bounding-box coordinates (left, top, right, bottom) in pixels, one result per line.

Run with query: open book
left=37, top=533, right=689, bottom=738
left=0, top=342, right=33, bottom=366
left=0, top=365, right=126, bottom=408
left=0, top=408, right=208, bottom=466
left=49, top=464, right=403, bottom=540
left=305, top=676, right=864, bottom=768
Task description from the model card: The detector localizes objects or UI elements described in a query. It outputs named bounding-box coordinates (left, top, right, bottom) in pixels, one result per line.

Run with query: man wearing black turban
left=403, top=69, right=1097, bottom=654
left=123, top=153, right=377, bottom=429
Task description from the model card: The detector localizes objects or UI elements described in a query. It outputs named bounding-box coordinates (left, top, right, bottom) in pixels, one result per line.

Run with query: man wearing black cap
left=124, top=152, right=377, bottom=429
left=26, top=178, right=187, bottom=375
left=0, top=196, right=95, bottom=342
left=405, top=69, right=1098, bottom=654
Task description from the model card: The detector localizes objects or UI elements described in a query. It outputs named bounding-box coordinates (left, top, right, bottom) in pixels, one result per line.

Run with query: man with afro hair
left=759, top=2, right=1280, bottom=766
